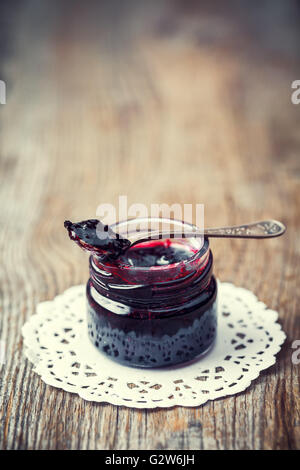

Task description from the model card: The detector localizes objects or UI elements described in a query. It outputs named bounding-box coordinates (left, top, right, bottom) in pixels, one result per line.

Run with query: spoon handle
left=204, top=219, right=286, bottom=238
left=128, top=219, right=286, bottom=245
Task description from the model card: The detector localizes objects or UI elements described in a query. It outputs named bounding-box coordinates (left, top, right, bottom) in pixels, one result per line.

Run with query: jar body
left=87, top=276, right=217, bottom=367
left=86, top=219, right=218, bottom=368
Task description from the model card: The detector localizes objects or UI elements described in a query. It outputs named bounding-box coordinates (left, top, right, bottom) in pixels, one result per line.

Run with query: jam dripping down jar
left=86, top=218, right=218, bottom=368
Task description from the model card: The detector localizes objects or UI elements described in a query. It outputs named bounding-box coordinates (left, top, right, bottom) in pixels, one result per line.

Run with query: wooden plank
left=0, top=0, right=299, bottom=449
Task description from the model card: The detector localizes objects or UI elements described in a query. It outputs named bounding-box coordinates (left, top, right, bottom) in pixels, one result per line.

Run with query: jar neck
left=89, top=249, right=213, bottom=309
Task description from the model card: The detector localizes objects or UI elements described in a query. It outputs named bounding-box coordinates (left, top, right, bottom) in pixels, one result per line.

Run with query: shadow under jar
left=87, top=219, right=218, bottom=368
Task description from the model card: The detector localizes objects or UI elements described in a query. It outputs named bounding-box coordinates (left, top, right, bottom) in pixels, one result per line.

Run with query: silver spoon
left=127, top=219, right=286, bottom=247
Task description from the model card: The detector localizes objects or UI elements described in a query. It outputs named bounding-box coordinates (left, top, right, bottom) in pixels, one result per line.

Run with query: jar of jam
left=86, top=218, right=217, bottom=368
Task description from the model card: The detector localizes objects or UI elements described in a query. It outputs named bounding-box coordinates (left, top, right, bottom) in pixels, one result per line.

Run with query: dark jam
left=64, top=219, right=130, bottom=258
left=86, top=237, right=217, bottom=368
left=118, top=239, right=195, bottom=267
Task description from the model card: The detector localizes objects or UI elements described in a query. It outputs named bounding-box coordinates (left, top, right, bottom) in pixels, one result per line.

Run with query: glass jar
left=86, top=218, right=218, bottom=367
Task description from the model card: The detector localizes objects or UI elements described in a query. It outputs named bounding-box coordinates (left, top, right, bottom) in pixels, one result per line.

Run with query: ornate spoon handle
left=128, top=220, right=286, bottom=245
left=204, top=219, right=286, bottom=238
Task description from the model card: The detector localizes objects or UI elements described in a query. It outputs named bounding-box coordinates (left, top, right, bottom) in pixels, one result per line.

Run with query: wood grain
left=0, top=0, right=299, bottom=450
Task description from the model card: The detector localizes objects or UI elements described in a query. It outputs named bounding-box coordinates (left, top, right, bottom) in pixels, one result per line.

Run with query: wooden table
left=0, top=0, right=299, bottom=450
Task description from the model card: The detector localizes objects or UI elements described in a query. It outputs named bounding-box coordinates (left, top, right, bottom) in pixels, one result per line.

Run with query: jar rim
left=93, top=217, right=208, bottom=275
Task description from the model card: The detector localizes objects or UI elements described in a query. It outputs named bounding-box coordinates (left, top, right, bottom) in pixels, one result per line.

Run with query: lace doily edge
left=22, top=343, right=285, bottom=409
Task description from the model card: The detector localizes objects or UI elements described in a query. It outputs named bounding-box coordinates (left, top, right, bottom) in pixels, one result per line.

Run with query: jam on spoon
left=64, top=219, right=131, bottom=258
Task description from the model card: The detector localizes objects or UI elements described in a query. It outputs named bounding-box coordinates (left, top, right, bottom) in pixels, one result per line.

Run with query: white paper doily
left=22, top=282, right=286, bottom=409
